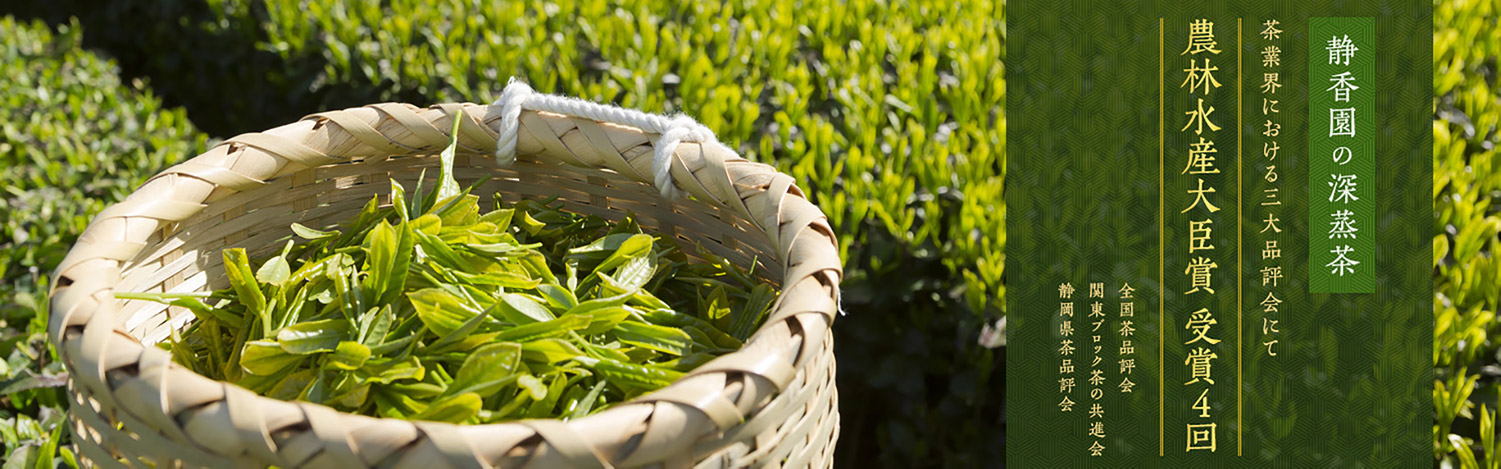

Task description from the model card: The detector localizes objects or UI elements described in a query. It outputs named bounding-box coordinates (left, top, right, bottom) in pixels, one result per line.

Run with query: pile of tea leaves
left=120, top=136, right=774, bottom=424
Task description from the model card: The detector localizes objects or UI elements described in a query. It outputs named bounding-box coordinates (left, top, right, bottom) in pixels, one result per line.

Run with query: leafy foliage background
left=0, top=0, right=1488, bottom=467
left=1, top=1, right=1003, bottom=466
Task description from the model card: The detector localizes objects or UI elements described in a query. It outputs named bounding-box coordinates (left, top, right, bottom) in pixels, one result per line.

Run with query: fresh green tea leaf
left=363, top=220, right=413, bottom=305
left=409, top=288, right=482, bottom=335
left=436, top=112, right=464, bottom=203
left=356, top=357, right=426, bottom=384
left=223, top=248, right=267, bottom=320
left=614, top=255, right=655, bottom=291
left=448, top=342, right=522, bottom=398
left=390, top=179, right=410, bottom=221
left=276, top=319, right=351, bottom=354
left=269, top=369, right=316, bottom=400
left=614, top=321, right=695, bottom=356
left=579, top=306, right=633, bottom=335
left=114, top=292, right=238, bottom=324
left=568, top=380, right=609, bottom=419
left=456, top=271, right=540, bottom=290
left=594, top=234, right=653, bottom=275
left=414, top=392, right=481, bottom=424
left=328, top=341, right=371, bottom=370
left=537, top=284, right=579, bottom=311
left=240, top=340, right=303, bottom=376
left=522, top=339, right=585, bottom=364
left=255, top=254, right=291, bottom=285
left=412, top=213, right=442, bottom=235
left=495, top=292, right=554, bottom=324
left=581, top=357, right=684, bottom=391
left=492, top=314, right=590, bottom=343
left=517, top=374, right=547, bottom=401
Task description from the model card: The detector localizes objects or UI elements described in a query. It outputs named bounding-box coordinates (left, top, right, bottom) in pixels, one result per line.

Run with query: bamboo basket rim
left=48, top=98, right=843, bottom=468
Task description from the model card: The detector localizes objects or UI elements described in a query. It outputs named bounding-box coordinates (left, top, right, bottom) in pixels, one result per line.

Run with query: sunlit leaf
left=614, top=321, right=694, bottom=356
left=448, top=342, right=521, bottom=398
left=409, top=288, right=482, bottom=335
left=240, top=340, right=303, bottom=376
left=495, top=292, right=554, bottom=324
left=276, top=319, right=351, bottom=354
left=328, top=341, right=371, bottom=370
left=414, top=392, right=481, bottom=424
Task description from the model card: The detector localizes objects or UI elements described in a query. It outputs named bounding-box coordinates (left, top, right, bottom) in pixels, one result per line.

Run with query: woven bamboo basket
left=47, top=89, right=843, bottom=468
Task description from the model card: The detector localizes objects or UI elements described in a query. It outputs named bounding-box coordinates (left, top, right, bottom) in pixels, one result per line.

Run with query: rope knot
left=491, top=78, right=535, bottom=167
left=649, top=115, right=720, bottom=200
left=667, top=114, right=716, bottom=142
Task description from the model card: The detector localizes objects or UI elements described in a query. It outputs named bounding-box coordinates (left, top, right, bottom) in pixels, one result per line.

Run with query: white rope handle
left=491, top=77, right=729, bottom=199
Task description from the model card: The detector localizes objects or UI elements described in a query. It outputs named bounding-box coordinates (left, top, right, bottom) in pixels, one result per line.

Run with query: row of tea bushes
left=1433, top=0, right=1501, bottom=466
left=0, top=16, right=210, bottom=469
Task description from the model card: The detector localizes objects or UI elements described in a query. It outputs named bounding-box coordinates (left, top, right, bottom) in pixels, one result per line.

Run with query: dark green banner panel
left=1006, top=2, right=1431, bottom=466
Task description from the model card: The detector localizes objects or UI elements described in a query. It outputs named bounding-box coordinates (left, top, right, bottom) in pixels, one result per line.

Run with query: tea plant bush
left=0, top=16, right=210, bottom=468
left=1434, top=0, right=1501, bottom=467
